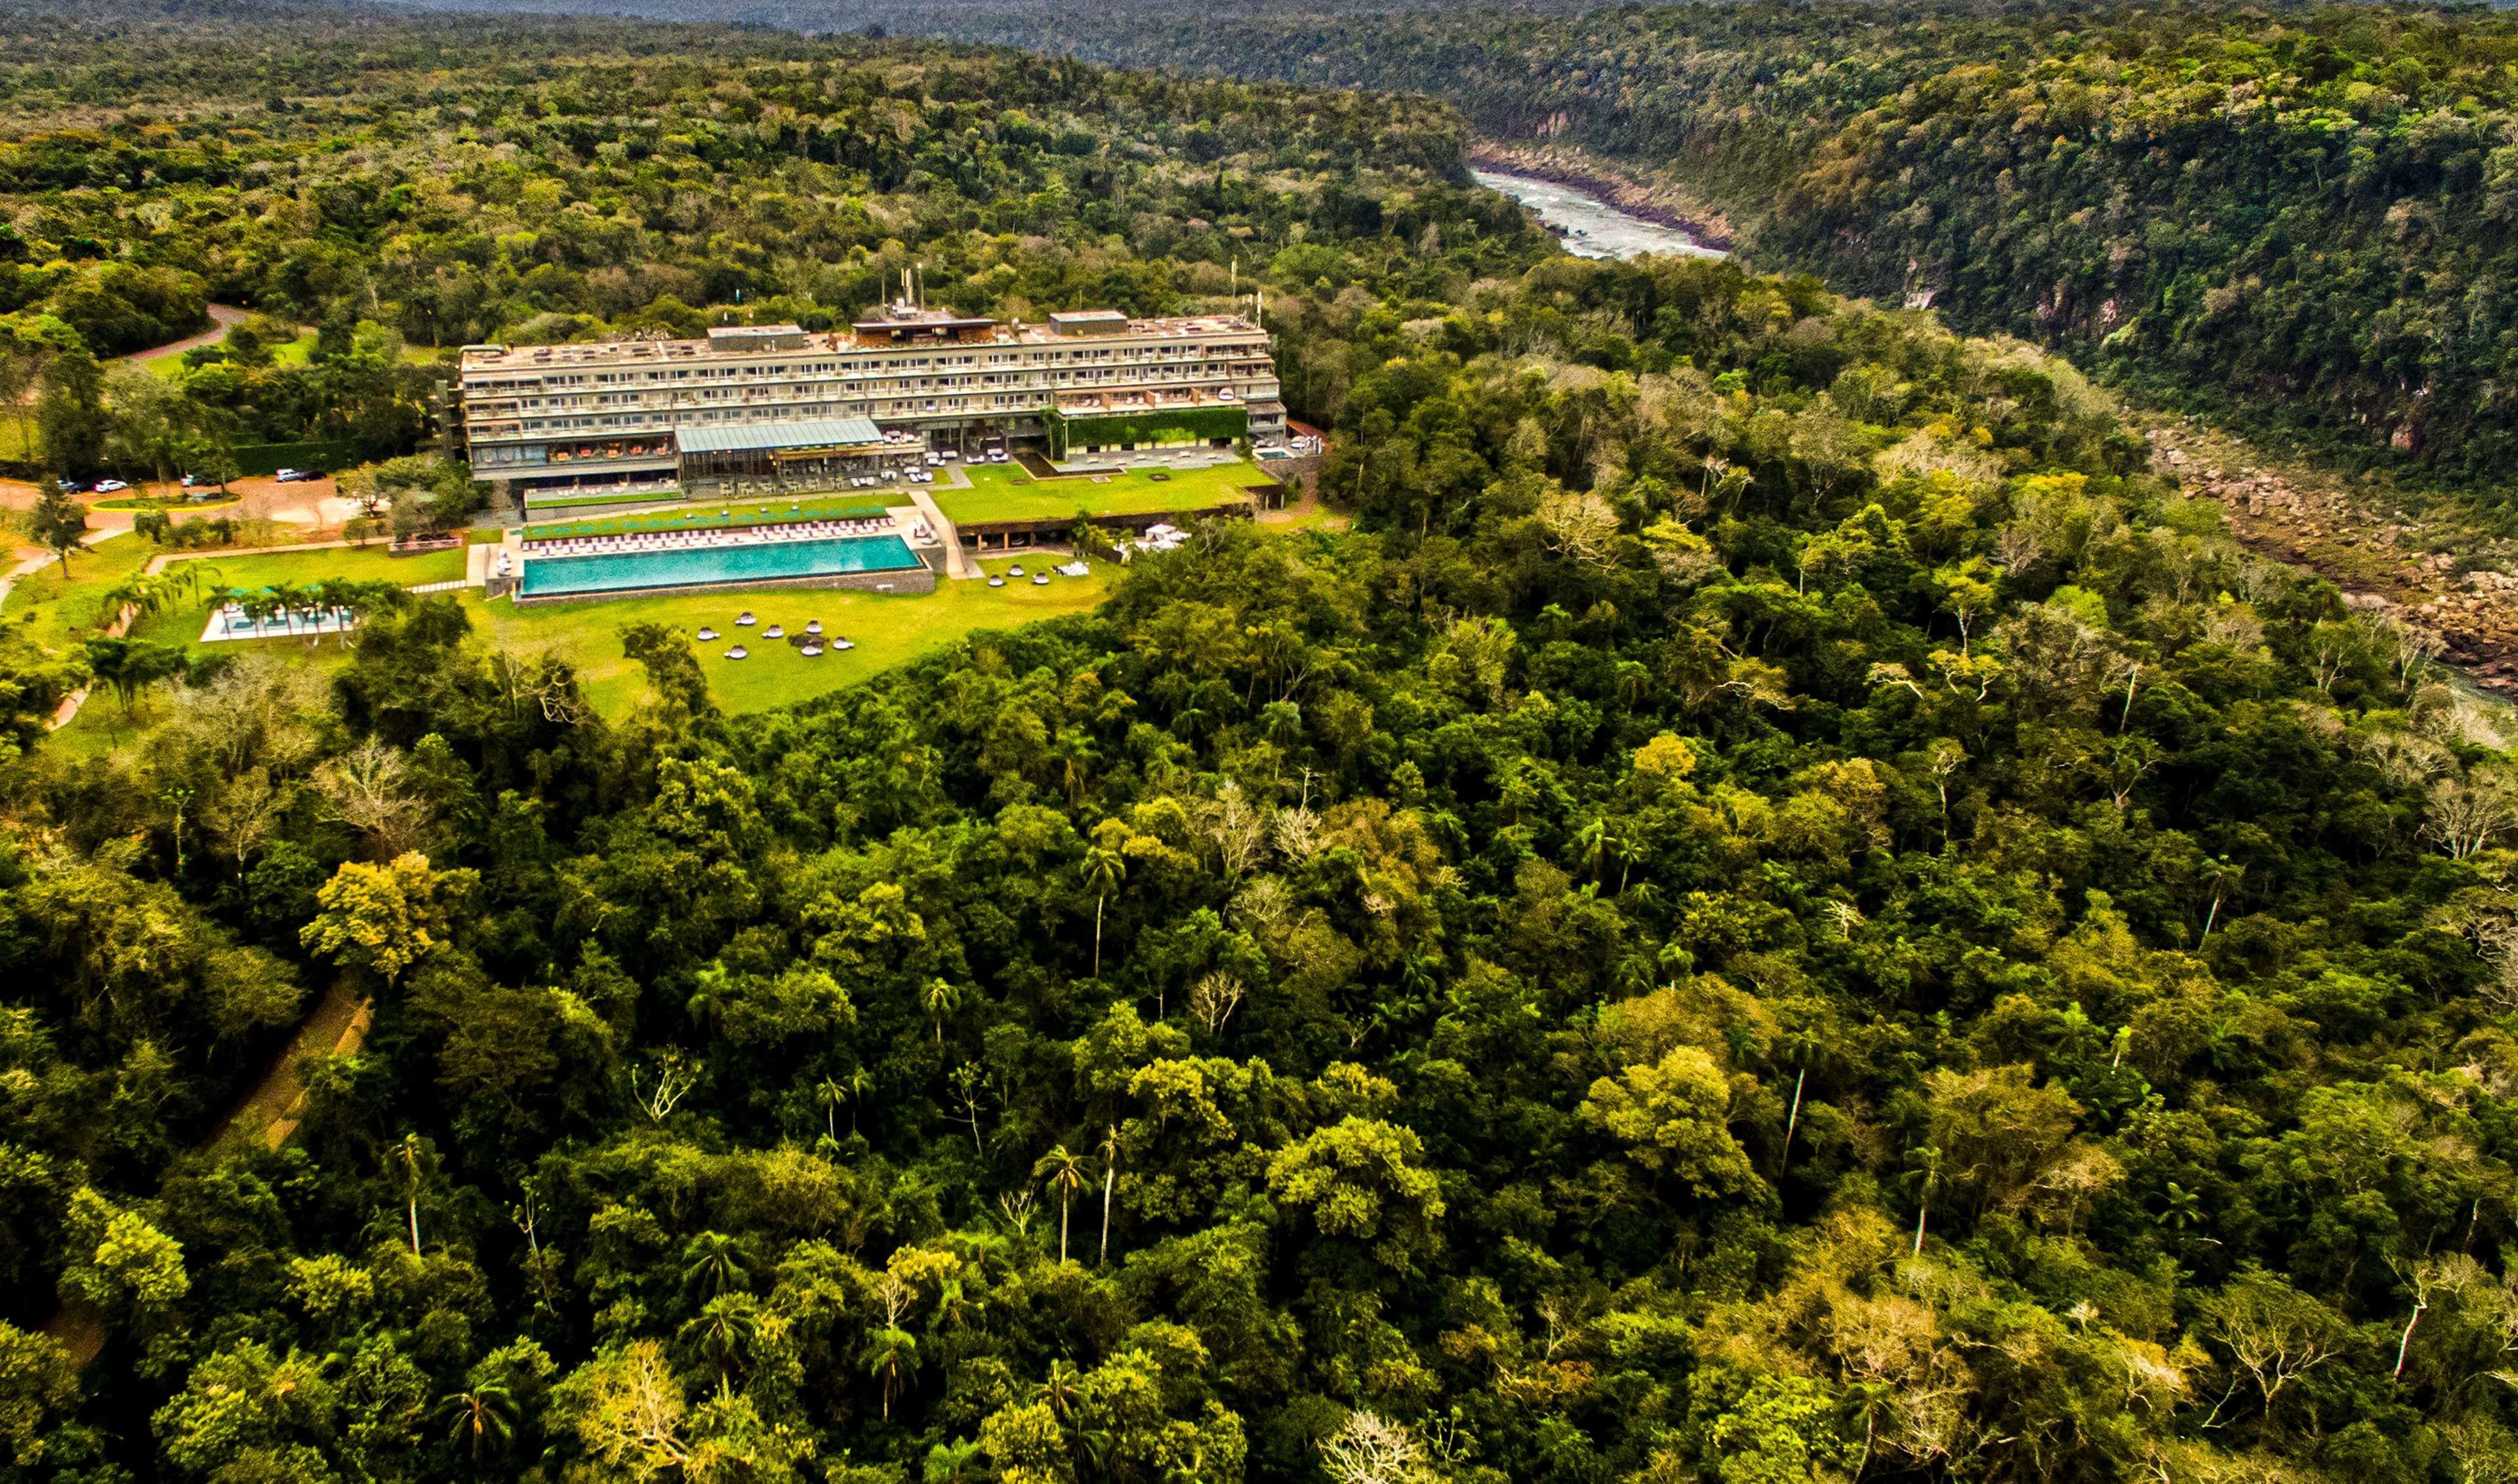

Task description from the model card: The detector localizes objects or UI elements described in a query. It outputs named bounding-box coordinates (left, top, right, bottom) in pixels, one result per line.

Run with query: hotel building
left=452, top=304, right=1284, bottom=513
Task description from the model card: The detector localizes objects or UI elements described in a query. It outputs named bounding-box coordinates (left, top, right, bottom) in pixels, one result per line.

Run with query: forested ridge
left=5, top=6, right=2518, bottom=1484
left=715, top=0, right=2518, bottom=491
left=0, top=0, right=1530, bottom=481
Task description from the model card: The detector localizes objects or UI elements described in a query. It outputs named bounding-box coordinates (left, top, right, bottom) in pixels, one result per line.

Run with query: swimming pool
left=519, top=534, right=925, bottom=599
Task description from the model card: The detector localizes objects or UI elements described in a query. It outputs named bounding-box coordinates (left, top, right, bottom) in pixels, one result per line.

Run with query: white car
left=274, top=468, right=312, bottom=483
left=92, top=479, right=129, bottom=493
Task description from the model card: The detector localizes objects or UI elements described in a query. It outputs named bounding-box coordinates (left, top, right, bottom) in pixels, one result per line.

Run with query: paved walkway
left=0, top=531, right=136, bottom=729
left=18, top=538, right=455, bottom=731
left=906, top=487, right=975, bottom=578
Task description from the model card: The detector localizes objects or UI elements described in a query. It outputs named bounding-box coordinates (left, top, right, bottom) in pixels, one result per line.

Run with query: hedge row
left=1045, top=405, right=1247, bottom=456
left=232, top=439, right=359, bottom=477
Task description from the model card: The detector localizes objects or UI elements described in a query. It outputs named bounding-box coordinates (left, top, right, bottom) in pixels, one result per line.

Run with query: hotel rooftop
left=457, top=310, right=1269, bottom=374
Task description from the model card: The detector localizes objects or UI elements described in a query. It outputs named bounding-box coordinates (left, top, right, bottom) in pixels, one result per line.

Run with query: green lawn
left=935, top=460, right=1272, bottom=526
left=156, top=544, right=466, bottom=595
left=527, top=494, right=895, bottom=542
left=475, top=555, right=1110, bottom=715
left=146, top=329, right=316, bottom=380
left=1, top=534, right=158, bottom=653
left=49, top=546, right=1109, bottom=748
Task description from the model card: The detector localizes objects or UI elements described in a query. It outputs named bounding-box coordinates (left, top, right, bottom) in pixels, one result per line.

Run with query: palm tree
left=1774, top=1018, right=1829, bottom=1176
left=859, top=1325, right=918, bottom=1420
left=1259, top=699, right=1303, bottom=747
left=1083, top=842, right=1126, bottom=977
left=681, top=1230, right=751, bottom=1298
left=1098, top=1123, right=1120, bottom=1266
left=1903, top=1145, right=1945, bottom=1256
left=1575, top=816, right=1628, bottom=890
left=921, top=978, right=964, bottom=1044
left=680, top=1296, right=760, bottom=1383
left=2157, top=1181, right=2203, bottom=1233
left=816, top=1075, right=849, bottom=1140
left=392, top=1133, right=428, bottom=1256
left=437, top=1384, right=518, bottom=1462
left=1051, top=729, right=1100, bottom=807
left=925, top=1439, right=983, bottom=1484
left=1035, top=1359, right=1082, bottom=1423
left=1034, top=1145, right=1089, bottom=1263
left=845, top=1066, right=876, bottom=1135
left=1838, top=1378, right=1892, bottom=1481
left=1574, top=817, right=1609, bottom=885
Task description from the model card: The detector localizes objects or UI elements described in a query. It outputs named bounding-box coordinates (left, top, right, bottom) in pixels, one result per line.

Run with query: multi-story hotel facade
left=452, top=304, right=1285, bottom=511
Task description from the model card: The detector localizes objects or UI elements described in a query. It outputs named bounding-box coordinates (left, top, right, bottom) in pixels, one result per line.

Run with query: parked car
left=274, top=467, right=312, bottom=482
left=92, top=478, right=129, bottom=494
left=54, top=478, right=84, bottom=494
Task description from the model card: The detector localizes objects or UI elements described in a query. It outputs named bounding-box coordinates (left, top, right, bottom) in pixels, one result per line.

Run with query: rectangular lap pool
left=519, top=534, right=926, bottom=600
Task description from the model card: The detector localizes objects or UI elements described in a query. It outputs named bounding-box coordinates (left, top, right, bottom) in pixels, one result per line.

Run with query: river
left=1472, top=169, right=1726, bottom=261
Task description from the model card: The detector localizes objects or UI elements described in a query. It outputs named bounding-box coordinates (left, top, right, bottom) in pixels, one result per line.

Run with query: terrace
left=933, top=456, right=1276, bottom=529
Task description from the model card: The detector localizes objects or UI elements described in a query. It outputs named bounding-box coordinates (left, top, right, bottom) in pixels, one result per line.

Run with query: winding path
left=38, top=983, right=373, bottom=1368
left=116, top=304, right=250, bottom=369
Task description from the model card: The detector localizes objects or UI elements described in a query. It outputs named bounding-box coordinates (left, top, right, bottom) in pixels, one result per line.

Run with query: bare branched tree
left=1199, top=782, right=1269, bottom=878
left=2424, top=772, right=2518, bottom=860
left=1318, top=1411, right=1432, bottom=1484
left=1188, top=972, right=1245, bottom=1034
left=314, top=738, right=428, bottom=858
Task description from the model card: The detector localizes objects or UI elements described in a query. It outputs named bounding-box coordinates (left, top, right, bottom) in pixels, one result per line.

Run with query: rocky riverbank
left=2143, top=418, right=2518, bottom=699
left=1466, top=140, right=1741, bottom=254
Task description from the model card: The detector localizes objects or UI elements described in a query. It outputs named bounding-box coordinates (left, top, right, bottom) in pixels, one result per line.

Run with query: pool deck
left=498, top=504, right=951, bottom=605
left=512, top=555, right=936, bottom=606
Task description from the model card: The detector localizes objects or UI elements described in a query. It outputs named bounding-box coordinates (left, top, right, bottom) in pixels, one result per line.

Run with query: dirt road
left=116, top=303, right=251, bottom=370
left=37, top=982, right=372, bottom=1368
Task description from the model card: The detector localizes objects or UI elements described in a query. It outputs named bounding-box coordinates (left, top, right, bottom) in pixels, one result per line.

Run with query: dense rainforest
left=5, top=5, right=2518, bottom=1484
left=0, top=0, right=1530, bottom=478
left=543, top=0, right=2518, bottom=491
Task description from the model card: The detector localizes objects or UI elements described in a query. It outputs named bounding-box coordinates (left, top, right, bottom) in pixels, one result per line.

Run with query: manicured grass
left=527, top=494, right=896, bottom=542
left=157, top=544, right=466, bottom=595
left=471, top=554, right=1110, bottom=715
left=52, top=548, right=1110, bottom=750
left=147, top=330, right=317, bottom=380
left=935, top=460, right=1272, bottom=526
left=1, top=534, right=158, bottom=653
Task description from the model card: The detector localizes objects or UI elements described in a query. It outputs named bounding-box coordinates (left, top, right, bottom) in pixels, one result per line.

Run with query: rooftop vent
left=706, top=324, right=809, bottom=353
left=1047, top=310, right=1131, bottom=337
